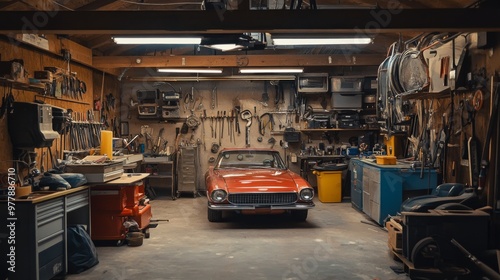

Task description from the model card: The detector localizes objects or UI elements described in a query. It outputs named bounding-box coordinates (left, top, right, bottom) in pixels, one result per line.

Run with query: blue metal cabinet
left=352, top=159, right=437, bottom=225
left=349, top=159, right=363, bottom=211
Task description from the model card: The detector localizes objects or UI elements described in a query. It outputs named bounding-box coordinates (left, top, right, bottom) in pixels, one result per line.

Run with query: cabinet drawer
left=67, top=190, right=89, bottom=212
left=370, top=201, right=380, bottom=223
left=181, top=166, right=195, bottom=174
left=362, top=191, right=370, bottom=214
left=370, top=181, right=380, bottom=204
left=39, top=241, right=64, bottom=280
left=372, top=169, right=380, bottom=183
left=36, top=199, right=65, bottom=243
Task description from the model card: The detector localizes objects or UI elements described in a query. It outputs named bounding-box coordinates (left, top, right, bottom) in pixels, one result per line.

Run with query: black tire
left=208, top=208, right=223, bottom=222
left=411, top=237, right=439, bottom=268
left=291, top=210, right=308, bottom=222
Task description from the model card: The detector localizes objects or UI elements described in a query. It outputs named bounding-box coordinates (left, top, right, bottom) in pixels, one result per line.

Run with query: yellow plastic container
left=375, top=155, right=397, bottom=165
left=100, top=130, right=113, bottom=159
left=312, top=170, right=342, bottom=203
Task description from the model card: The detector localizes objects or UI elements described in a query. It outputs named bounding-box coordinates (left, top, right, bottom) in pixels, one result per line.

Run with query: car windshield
left=215, top=150, right=286, bottom=170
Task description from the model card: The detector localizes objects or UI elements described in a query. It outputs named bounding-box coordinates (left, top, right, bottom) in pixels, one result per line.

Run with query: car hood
left=215, top=169, right=298, bottom=192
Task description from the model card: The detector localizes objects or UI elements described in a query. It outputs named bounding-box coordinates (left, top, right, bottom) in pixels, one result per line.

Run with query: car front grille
left=228, top=193, right=297, bottom=205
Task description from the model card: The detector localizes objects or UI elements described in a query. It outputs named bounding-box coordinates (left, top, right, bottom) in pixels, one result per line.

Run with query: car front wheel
left=208, top=208, right=223, bottom=222
left=291, top=210, right=308, bottom=222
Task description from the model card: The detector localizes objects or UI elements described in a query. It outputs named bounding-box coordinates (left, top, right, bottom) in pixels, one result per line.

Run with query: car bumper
left=208, top=202, right=315, bottom=211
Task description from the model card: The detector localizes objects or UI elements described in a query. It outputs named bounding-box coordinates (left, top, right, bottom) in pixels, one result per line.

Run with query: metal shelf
left=300, top=128, right=379, bottom=133
left=1, top=78, right=90, bottom=105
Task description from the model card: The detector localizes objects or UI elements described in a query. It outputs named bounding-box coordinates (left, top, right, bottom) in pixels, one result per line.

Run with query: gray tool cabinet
left=0, top=186, right=90, bottom=280
left=176, top=146, right=199, bottom=197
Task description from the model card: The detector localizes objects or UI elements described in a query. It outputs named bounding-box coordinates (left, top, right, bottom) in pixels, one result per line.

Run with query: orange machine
left=90, top=173, right=152, bottom=245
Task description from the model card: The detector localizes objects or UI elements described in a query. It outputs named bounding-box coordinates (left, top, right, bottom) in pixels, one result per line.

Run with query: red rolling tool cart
left=90, top=173, right=152, bottom=245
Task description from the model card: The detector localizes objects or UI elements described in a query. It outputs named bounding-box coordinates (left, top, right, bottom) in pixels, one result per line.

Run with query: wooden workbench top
left=96, top=173, right=150, bottom=185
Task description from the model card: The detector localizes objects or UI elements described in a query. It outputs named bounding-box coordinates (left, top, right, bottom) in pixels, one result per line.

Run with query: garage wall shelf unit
left=0, top=187, right=90, bottom=280
left=141, top=157, right=175, bottom=199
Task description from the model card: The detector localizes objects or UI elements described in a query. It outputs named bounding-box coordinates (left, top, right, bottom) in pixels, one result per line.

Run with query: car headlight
left=210, top=189, right=227, bottom=202
left=299, top=188, right=314, bottom=201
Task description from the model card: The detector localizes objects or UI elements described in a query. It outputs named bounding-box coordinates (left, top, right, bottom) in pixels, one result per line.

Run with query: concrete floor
left=67, top=196, right=410, bottom=280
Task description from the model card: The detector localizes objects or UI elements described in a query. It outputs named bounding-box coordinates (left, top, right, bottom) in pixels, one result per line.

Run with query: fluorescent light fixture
left=113, top=37, right=202, bottom=44
left=273, top=37, right=372, bottom=45
left=239, top=68, right=304, bottom=74
left=157, top=68, right=222, bottom=74
left=204, top=44, right=243, bottom=52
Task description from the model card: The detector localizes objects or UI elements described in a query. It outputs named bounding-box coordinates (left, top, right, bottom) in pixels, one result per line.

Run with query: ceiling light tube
left=157, top=68, right=223, bottom=74
left=239, top=68, right=304, bottom=74
left=273, top=38, right=372, bottom=45
left=113, top=37, right=202, bottom=44
left=203, top=44, right=244, bottom=52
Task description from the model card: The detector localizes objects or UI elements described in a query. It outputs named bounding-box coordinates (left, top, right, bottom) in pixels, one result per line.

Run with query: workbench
left=349, top=158, right=438, bottom=225
left=89, top=173, right=152, bottom=244
left=297, top=155, right=345, bottom=180
left=0, top=186, right=90, bottom=280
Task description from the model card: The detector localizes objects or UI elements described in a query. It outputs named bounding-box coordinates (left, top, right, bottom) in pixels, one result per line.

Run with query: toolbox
left=66, top=160, right=124, bottom=183
left=375, top=155, right=397, bottom=165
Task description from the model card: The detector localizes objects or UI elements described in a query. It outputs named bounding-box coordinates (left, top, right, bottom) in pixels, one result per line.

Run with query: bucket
left=126, top=232, right=144, bottom=247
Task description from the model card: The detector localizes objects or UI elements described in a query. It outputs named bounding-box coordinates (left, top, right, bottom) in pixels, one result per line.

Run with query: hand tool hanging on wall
left=272, top=80, right=284, bottom=108
left=226, top=111, right=230, bottom=137
left=201, top=110, right=207, bottom=151
left=234, top=107, right=241, bottom=136
left=210, top=115, right=214, bottom=138
left=240, top=110, right=253, bottom=147
left=219, top=111, right=223, bottom=146
left=229, top=110, right=235, bottom=144
left=467, top=103, right=479, bottom=187
left=211, top=86, right=217, bottom=109
left=221, top=111, right=225, bottom=138
left=478, top=85, right=499, bottom=192
left=259, top=113, right=274, bottom=136
left=261, top=81, right=269, bottom=107
left=152, top=128, right=165, bottom=155
left=215, top=111, right=219, bottom=140
left=432, top=113, right=447, bottom=173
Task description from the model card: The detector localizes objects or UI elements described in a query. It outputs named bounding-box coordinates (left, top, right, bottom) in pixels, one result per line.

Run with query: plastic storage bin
left=312, top=170, right=343, bottom=203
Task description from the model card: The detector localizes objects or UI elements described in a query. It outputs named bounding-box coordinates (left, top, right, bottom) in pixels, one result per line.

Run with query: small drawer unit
left=177, top=146, right=199, bottom=197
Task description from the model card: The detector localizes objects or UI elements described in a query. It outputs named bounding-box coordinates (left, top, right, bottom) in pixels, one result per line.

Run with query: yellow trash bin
left=312, top=170, right=343, bottom=203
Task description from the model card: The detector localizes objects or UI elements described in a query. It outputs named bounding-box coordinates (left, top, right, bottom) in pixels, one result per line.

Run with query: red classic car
left=205, top=148, right=315, bottom=222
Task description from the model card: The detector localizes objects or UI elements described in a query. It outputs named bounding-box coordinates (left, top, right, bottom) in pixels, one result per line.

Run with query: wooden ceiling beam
left=76, top=0, right=120, bottom=11
left=19, top=0, right=57, bottom=10
left=0, top=9, right=499, bottom=34
left=0, top=1, right=17, bottom=10
left=85, top=35, right=114, bottom=49
left=93, top=54, right=385, bottom=68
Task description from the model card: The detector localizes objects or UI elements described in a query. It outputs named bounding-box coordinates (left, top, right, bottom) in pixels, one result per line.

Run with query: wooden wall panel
left=0, top=39, right=119, bottom=187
